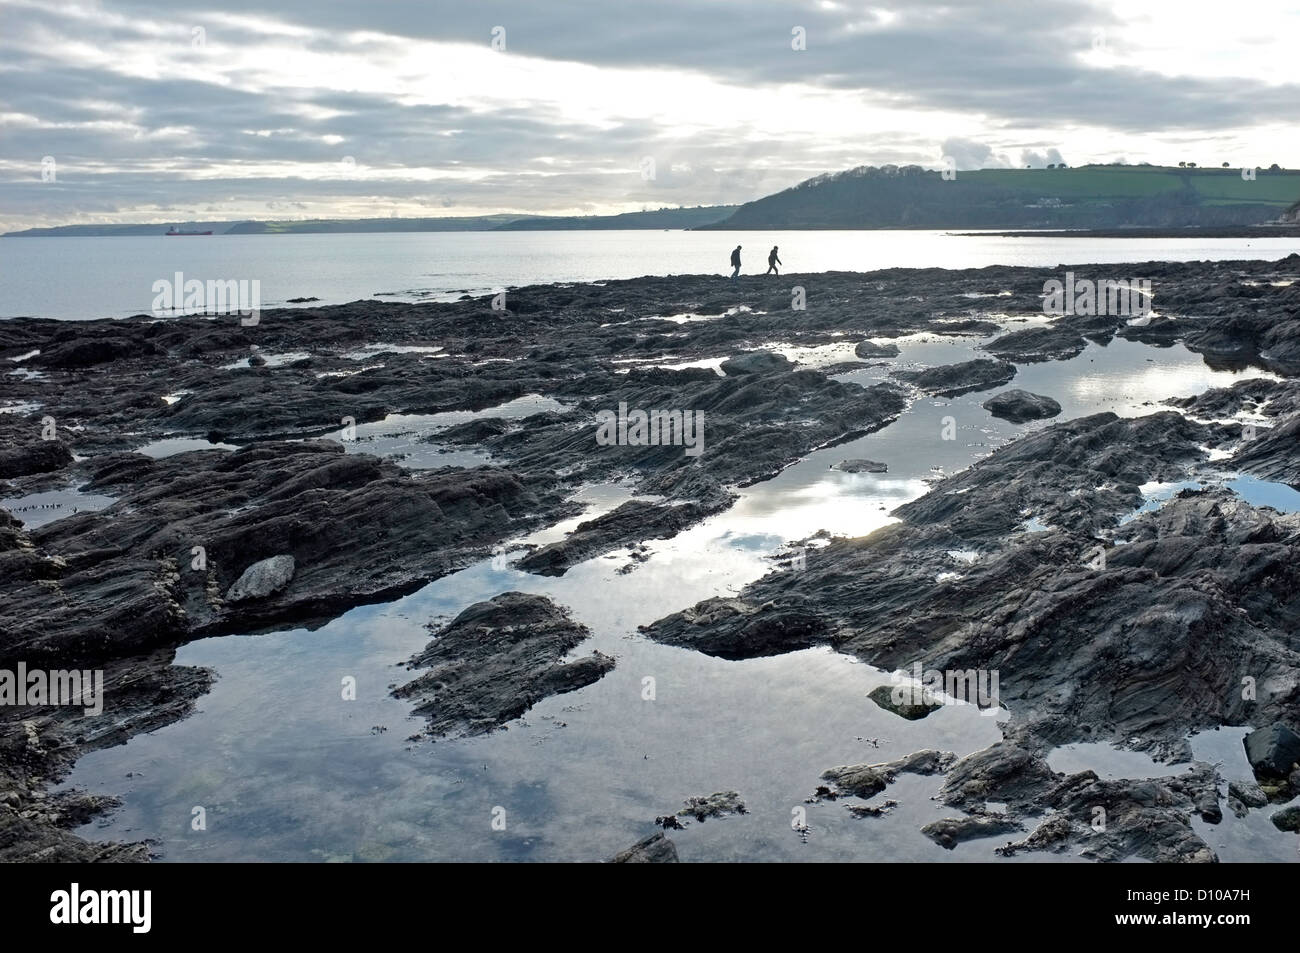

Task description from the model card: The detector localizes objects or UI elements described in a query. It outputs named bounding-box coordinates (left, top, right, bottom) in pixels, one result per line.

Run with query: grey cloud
left=90, top=0, right=1300, bottom=130
left=1, top=0, right=1294, bottom=230
left=1020, top=148, right=1066, bottom=168
left=941, top=138, right=1012, bottom=170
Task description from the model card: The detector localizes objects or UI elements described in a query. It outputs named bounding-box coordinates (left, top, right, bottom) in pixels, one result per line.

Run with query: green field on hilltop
left=711, top=162, right=1300, bottom=229
left=964, top=166, right=1300, bottom=206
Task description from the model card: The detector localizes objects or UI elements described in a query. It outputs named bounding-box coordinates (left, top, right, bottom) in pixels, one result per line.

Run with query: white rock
left=225, top=554, right=295, bottom=603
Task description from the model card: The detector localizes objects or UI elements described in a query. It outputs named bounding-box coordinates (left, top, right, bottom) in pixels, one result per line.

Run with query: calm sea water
left=2, top=229, right=1297, bottom=320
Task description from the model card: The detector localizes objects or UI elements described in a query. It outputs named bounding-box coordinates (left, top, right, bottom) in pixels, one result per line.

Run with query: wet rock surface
left=656, top=790, right=747, bottom=827
left=394, top=592, right=614, bottom=739
left=818, top=749, right=957, bottom=802
left=981, top=389, right=1062, bottom=423
left=5, top=257, right=1300, bottom=861
left=832, top=458, right=888, bottom=473
left=225, top=554, right=296, bottom=602
left=950, top=744, right=1223, bottom=862
left=892, top=358, right=1016, bottom=397
left=1227, top=779, right=1268, bottom=811
left=0, top=652, right=213, bottom=861
left=854, top=340, right=900, bottom=359
left=0, top=441, right=73, bottom=479
left=3, top=443, right=566, bottom=661
left=983, top=325, right=1090, bottom=363
left=1243, top=724, right=1300, bottom=781
left=1271, top=806, right=1300, bottom=832
left=609, top=831, right=679, bottom=862
left=922, top=814, right=1023, bottom=849
left=867, top=684, right=943, bottom=720
left=515, top=498, right=722, bottom=576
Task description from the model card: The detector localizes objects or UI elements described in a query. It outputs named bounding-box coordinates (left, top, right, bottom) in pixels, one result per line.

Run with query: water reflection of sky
left=0, top=485, right=117, bottom=529
left=329, top=394, right=568, bottom=468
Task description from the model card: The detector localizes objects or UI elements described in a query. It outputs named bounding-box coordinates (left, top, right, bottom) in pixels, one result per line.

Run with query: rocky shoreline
left=3, top=257, right=1300, bottom=861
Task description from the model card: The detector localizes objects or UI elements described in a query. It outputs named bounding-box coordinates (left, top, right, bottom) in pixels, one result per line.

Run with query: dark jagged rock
left=1168, top=378, right=1296, bottom=420
left=456, top=365, right=906, bottom=500
left=0, top=441, right=73, bottom=479
left=982, top=389, right=1062, bottom=423
left=36, top=336, right=160, bottom=368
left=1243, top=724, right=1300, bottom=781
left=936, top=318, right=1003, bottom=335
left=431, top=418, right=510, bottom=444
left=939, top=743, right=1059, bottom=809
left=895, top=411, right=1216, bottom=537
left=1271, top=806, right=1300, bottom=832
left=847, top=799, right=898, bottom=818
left=944, top=745, right=1221, bottom=862
left=819, top=750, right=956, bottom=801
left=609, top=832, right=679, bottom=863
left=877, top=749, right=958, bottom=776
left=651, top=480, right=1300, bottom=762
left=225, top=554, right=295, bottom=602
left=720, top=351, right=792, bottom=375
left=854, top=340, right=900, bottom=359
left=0, top=651, right=213, bottom=861
left=983, top=325, right=1090, bottom=363
left=673, top=791, right=747, bottom=823
left=394, top=592, right=614, bottom=738
left=892, top=358, right=1016, bottom=397
left=1050, top=765, right=1222, bottom=863
left=639, top=595, right=829, bottom=660
left=1233, top=416, right=1300, bottom=487
left=922, top=815, right=1022, bottom=849
left=832, top=458, right=888, bottom=473
left=1227, top=779, right=1268, bottom=810
left=515, top=498, right=723, bottom=576
left=2, top=444, right=567, bottom=662
left=868, top=684, right=942, bottom=720
left=820, top=764, right=888, bottom=799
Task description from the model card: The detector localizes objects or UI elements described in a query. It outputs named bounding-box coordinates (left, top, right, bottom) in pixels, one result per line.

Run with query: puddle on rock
left=327, top=394, right=568, bottom=469
left=0, top=486, right=117, bottom=529
left=133, top=436, right=240, bottom=458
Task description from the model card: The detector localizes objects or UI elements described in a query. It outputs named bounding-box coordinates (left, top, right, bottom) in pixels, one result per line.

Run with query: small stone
left=1269, top=806, right=1300, bottom=832
left=854, top=340, right=900, bottom=359
left=832, top=459, right=888, bottom=474
left=225, top=555, right=295, bottom=602
left=981, top=389, right=1063, bottom=423
left=719, top=351, right=792, bottom=376
left=820, top=764, right=888, bottom=799
left=1227, top=779, right=1268, bottom=808
left=1244, top=724, right=1300, bottom=781
left=869, top=683, right=942, bottom=720
left=610, top=832, right=679, bottom=863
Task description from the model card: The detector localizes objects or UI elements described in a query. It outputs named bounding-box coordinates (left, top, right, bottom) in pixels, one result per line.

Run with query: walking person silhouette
left=766, top=246, right=782, bottom=275
left=729, top=245, right=742, bottom=279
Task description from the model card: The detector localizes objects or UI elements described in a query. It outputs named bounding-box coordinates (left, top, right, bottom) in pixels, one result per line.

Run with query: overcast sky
left=2, top=0, right=1298, bottom=231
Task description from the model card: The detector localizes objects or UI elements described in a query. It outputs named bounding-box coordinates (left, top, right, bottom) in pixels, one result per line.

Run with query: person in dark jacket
left=766, top=246, right=782, bottom=274
left=729, top=245, right=742, bottom=279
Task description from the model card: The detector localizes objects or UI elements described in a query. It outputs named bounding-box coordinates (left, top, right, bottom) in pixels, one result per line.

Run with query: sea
left=2, top=228, right=1297, bottom=319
